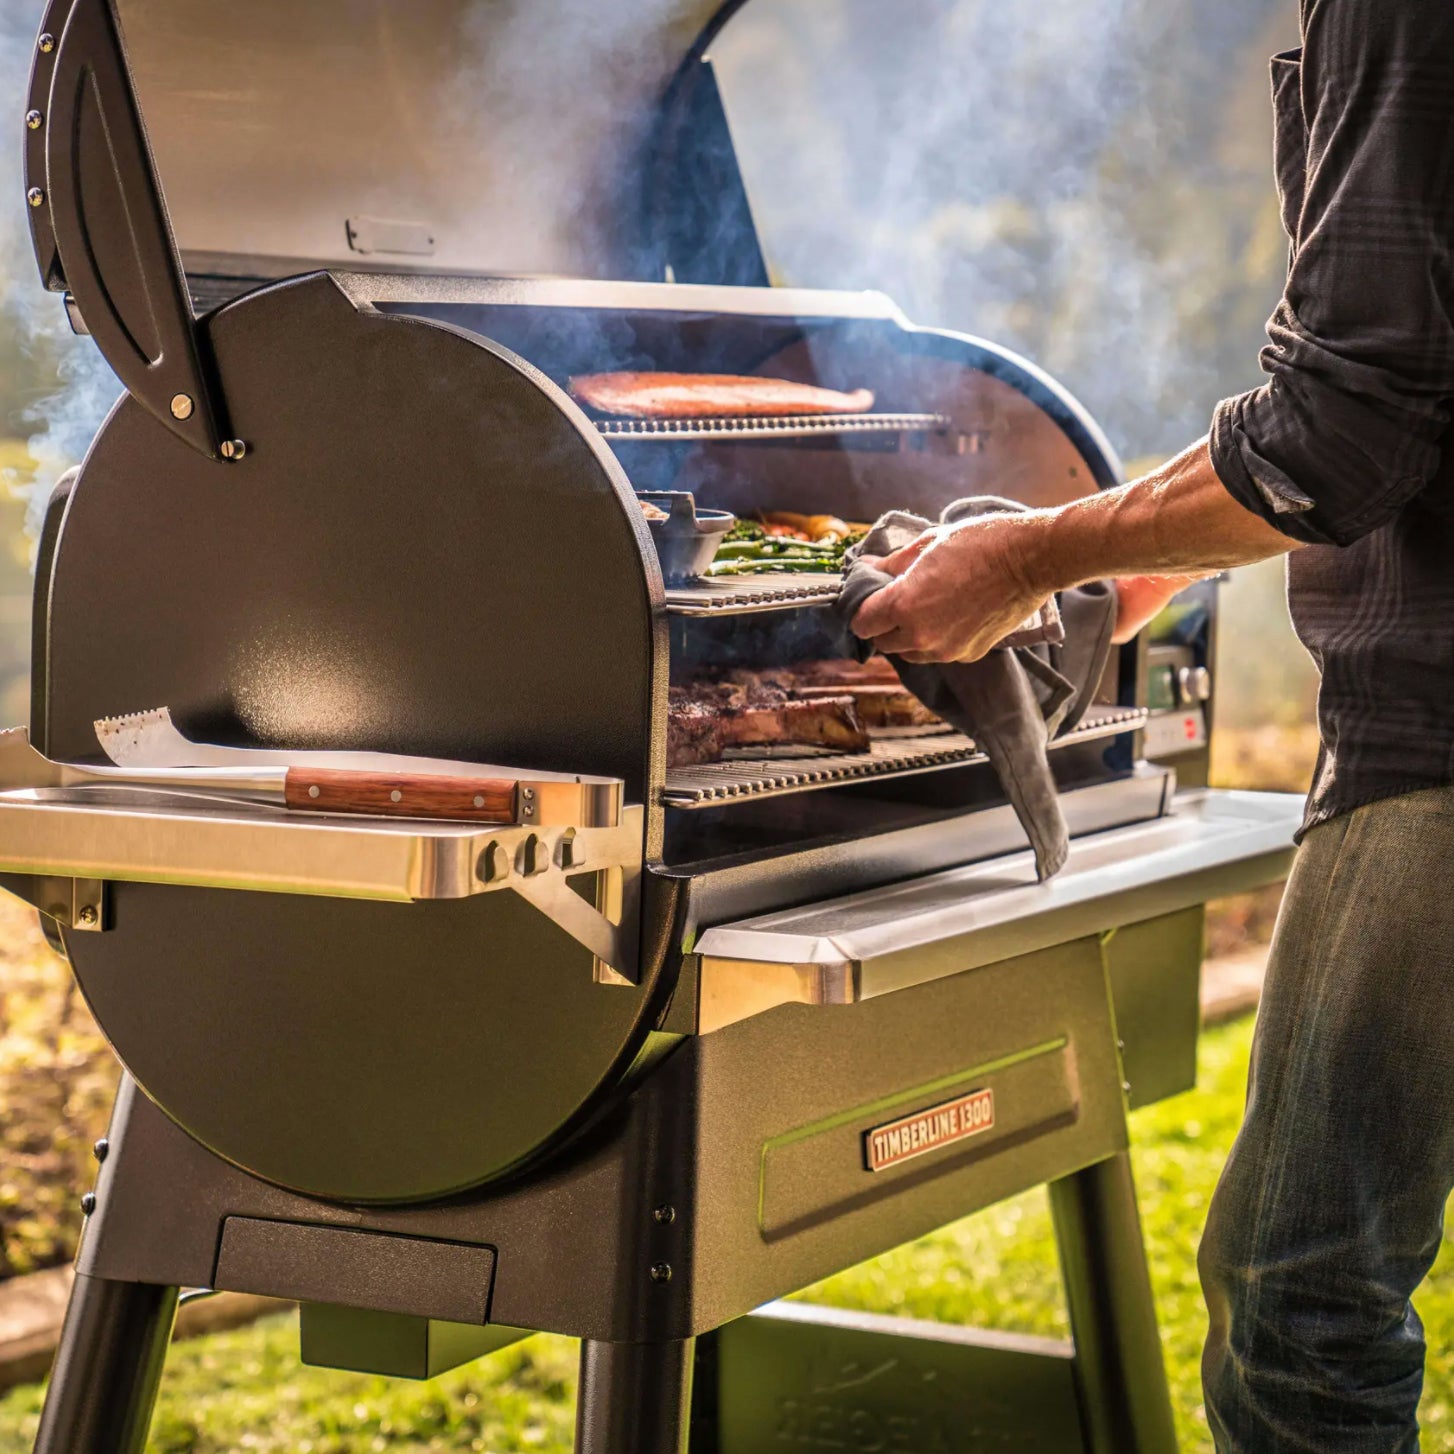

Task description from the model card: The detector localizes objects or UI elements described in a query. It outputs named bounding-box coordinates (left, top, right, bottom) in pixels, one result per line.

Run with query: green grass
left=4, top=1016, right=1454, bottom=1452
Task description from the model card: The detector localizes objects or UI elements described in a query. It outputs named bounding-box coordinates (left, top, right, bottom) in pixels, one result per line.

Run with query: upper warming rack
left=592, top=412, right=952, bottom=443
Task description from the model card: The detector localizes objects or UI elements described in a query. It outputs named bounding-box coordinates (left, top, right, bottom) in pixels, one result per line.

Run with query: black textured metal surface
left=40, top=271, right=670, bottom=1202
left=216, top=1217, right=494, bottom=1324
left=711, top=1305, right=1083, bottom=1454
left=39, top=0, right=224, bottom=454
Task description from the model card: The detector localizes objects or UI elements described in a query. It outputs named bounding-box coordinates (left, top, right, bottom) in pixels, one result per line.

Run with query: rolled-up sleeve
left=1210, top=0, right=1454, bottom=548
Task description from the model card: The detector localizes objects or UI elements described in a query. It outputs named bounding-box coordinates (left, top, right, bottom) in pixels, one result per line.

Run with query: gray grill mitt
left=836, top=496, right=1116, bottom=880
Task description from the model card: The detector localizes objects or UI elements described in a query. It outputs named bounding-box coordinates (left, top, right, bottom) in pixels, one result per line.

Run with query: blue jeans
left=1200, top=785, right=1454, bottom=1452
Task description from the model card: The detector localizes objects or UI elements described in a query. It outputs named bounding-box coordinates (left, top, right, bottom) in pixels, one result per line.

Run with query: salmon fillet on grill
left=569, top=372, right=875, bottom=419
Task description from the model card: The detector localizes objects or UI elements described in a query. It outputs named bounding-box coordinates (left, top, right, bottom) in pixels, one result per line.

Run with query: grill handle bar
left=24, top=0, right=228, bottom=459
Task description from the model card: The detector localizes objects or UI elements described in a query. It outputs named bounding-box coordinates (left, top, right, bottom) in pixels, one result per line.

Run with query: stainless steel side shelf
left=0, top=781, right=644, bottom=978
left=688, top=789, right=1303, bottom=1032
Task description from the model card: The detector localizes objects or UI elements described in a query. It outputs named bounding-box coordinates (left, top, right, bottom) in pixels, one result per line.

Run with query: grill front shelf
left=663, top=706, right=1147, bottom=808
left=593, top=411, right=951, bottom=443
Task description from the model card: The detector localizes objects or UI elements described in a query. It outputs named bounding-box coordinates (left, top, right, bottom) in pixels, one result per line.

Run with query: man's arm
left=852, top=438, right=1296, bottom=662
left=858, top=0, right=1454, bottom=664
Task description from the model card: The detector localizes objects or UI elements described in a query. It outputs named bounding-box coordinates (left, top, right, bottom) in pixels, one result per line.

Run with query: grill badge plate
left=864, top=1088, right=996, bottom=1173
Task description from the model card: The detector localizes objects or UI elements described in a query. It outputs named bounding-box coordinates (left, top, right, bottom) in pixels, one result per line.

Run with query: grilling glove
left=836, top=497, right=1117, bottom=880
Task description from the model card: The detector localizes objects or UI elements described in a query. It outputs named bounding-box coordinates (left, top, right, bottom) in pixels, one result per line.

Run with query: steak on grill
left=667, top=678, right=870, bottom=767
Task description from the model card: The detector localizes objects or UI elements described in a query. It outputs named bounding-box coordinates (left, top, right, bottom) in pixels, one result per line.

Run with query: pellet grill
left=3, top=2, right=1303, bottom=1450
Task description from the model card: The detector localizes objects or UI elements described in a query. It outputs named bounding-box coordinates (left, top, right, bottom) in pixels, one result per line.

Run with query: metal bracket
left=474, top=820, right=643, bottom=983
left=3, top=873, right=109, bottom=932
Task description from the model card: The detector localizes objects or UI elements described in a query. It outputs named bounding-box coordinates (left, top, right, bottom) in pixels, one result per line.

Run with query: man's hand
left=850, top=512, right=1052, bottom=664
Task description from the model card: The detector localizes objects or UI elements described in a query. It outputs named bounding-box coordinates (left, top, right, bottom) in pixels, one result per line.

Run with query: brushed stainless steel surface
left=663, top=707, right=1148, bottom=807
left=338, top=273, right=904, bottom=323
left=0, top=781, right=645, bottom=973
left=114, top=0, right=730, bottom=279
left=690, top=789, right=1301, bottom=1031
left=683, top=768, right=1177, bottom=929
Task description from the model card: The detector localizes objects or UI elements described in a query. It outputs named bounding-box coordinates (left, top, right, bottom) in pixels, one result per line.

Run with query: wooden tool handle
left=284, top=768, right=519, bottom=823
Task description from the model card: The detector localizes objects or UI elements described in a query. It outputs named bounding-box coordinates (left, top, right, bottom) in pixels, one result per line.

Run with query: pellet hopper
left=1, top=2, right=1302, bottom=1450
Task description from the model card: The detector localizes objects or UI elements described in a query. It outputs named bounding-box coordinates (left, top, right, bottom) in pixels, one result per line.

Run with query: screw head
left=93, top=1137, right=109, bottom=1163
left=25, top=110, right=43, bottom=131
left=26, top=186, right=44, bottom=208
left=220, top=439, right=248, bottom=461
left=80, top=1192, right=96, bottom=1216
left=38, top=33, right=55, bottom=54
left=649, top=1262, right=672, bottom=1284
left=653, top=1204, right=676, bottom=1226
left=76, top=905, right=97, bottom=927
left=170, top=393, right=194, bottom=421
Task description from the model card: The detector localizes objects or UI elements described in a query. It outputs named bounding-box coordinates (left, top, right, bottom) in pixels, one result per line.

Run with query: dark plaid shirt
left=1210, top=0, right=1454, bottom=836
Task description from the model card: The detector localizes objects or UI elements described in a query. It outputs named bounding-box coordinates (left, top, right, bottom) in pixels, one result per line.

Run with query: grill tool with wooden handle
left=1, top=726, right=520, bottom=824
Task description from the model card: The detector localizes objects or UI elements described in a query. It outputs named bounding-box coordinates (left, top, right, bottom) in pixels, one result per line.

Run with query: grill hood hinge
left=24, top=0, right=233, bottom=461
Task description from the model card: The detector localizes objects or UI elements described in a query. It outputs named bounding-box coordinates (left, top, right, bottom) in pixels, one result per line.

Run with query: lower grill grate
left=662, top=706, right=1148, bottom=808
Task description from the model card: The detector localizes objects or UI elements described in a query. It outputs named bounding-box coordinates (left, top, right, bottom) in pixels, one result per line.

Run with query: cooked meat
left=667, top=679, right=869, bottom=767
left=779, top=657, right=904, bottom=687
left=717, top=695, right=870, bottom=753
left=791, top=683, right=941, bottom=729
left=569, top=372, right=875, bottom=419
left=665, top=691, right=726, bottom=768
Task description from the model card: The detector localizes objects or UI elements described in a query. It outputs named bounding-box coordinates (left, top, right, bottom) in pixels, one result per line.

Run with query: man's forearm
left=1024, top=436, right=1301, bottom=595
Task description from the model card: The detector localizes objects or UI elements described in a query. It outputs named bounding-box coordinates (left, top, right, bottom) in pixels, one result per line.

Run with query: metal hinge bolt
left=26, top=110, right=43, bottom=131
left=220, top=439, right=248, bottom=461
left=93, top=1138, right=109, bottom=1163
left=80, top=1192, right=96, bottom=1216
left=38, top=33, right=55, bottom=54
left=26, top=187, right=44, bottom=208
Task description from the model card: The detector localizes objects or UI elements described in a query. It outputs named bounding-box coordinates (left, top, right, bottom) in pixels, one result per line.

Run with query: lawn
left=6, top=1013, right=1454, bottom=1452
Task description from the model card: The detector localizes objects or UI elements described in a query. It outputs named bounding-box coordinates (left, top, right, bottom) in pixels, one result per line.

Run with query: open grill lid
left=107, top=0, right=762, bottom=284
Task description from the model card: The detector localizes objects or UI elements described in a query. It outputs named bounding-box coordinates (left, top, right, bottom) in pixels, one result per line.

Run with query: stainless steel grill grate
left=664, top=575, right=843, bottom=614
left=594, top=411, right=950, bottom=442
left=662, top=706, right=1148, bottom=808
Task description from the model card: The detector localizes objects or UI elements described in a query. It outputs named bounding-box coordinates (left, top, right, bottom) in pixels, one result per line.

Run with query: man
left=851, top=3, right=1454, bottom=1450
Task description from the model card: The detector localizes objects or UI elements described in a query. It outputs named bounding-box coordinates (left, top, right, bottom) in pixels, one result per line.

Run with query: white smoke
left=715, top=0, right=1296, bottom=460
left=0, top=10, right=120, bottom=552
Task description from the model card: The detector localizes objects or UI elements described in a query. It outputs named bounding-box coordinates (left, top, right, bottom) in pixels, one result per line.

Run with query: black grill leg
left=575, top=1337, right=696, bottom=1454
left=1049, top=1151, right=1179, bottom=1454
left=32, top=1273, right=178, bottom=1454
